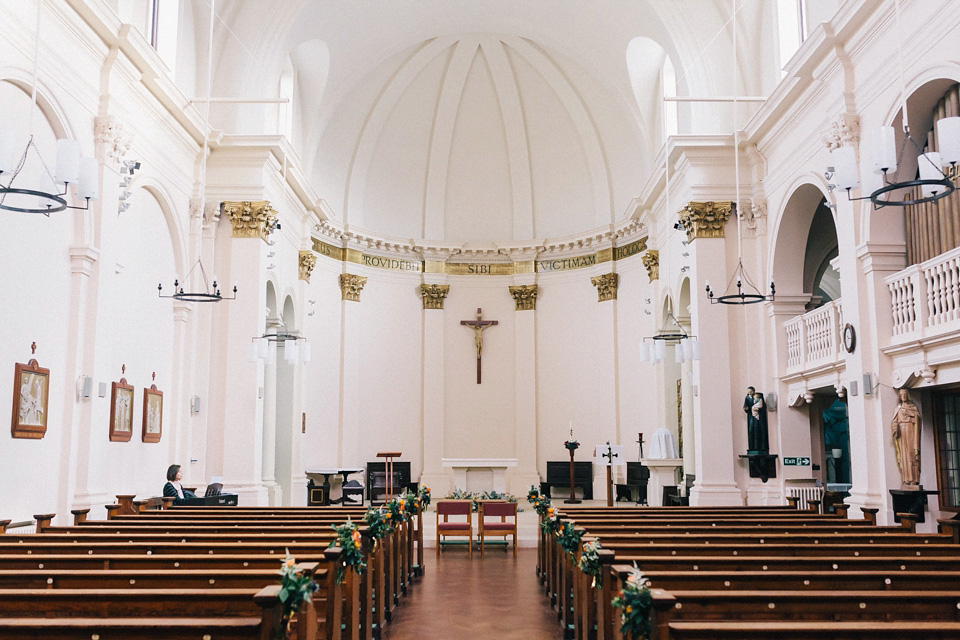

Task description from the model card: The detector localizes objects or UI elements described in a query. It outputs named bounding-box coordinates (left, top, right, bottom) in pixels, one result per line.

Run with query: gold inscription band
left=310, top=237, right=647, bottom=274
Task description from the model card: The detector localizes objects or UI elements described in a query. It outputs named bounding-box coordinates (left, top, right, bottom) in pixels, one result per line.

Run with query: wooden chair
left=436, top=500, right=473, bottom=558
left=479, top=501, right=518, bottom=558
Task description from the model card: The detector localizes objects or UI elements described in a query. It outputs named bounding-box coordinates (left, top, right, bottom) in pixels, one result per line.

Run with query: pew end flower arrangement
left=330, top=521, right=366, bottom=583
left=363, top=506, right=392, bottom=545
left=611, top=564, right=653, bottom=640
left=274, top=552, right=319, bottom=640
left=578, top=539, right=603, bottom=588
left=557, top=521, right=584, bottom=558
left=418, top=485, right=431, bottom=510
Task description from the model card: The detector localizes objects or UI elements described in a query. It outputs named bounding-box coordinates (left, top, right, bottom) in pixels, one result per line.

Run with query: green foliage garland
left=363, top=506, right=392, bottom=539
left=330, top=521, right=366, bottom=583
left=540, top=513, right=560, bottom=536
left=527, top=485, right=551, bottom=518
left=578, top=539, right=603, bottom=588
left=611, top=564, right=653, bottom=639
left=418, top=485, right=431, bottom=509
left=275, top=552, right=319, bottom=639
left=444, top=489, right=522, bottom=512
left=557, top=521, right=584, bottom=558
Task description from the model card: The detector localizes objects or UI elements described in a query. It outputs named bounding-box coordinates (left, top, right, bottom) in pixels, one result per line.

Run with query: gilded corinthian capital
left=420, top=284, right=450, bottom=309
left=641, top=250, right=659, bottom=283
left=221, top=201, right=279, bottom=242
left=298, top=251, right=317, bottom=283
left=590, top=273, right=619, bottom=302
left=677, top=201, right=734, bottom=241
left=509, top=284, right=539, bottom=310
left=339, top=273, right=367, bottom=302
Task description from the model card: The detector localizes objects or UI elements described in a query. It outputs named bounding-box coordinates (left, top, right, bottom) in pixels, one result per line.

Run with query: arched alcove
left=770, top=182, right=832, bottom=302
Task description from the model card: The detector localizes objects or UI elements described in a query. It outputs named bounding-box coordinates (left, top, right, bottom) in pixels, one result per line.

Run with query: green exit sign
left=783, top=457, right=811, bottom=466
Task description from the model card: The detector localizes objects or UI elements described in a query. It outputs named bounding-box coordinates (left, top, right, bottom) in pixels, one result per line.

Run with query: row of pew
left=0, top=496, right=426, bottom=639
left=538, top=501, right=960, bottom=640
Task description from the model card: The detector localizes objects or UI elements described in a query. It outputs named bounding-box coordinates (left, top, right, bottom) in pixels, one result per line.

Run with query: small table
left=376, top=452, right=403, bottom=500
left=305, top=469, right=364, bottom=506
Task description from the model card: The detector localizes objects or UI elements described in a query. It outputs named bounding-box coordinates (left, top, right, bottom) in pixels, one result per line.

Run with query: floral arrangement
left=564, top=440, right=581, bottom=452
left=578, top=539, right=603, bottom=588
left=363, top=506, right=392, bottom=539
left=557, top=520, right=584, bottom=558
left=445, top=488, right=522, bottom=512
left=527, top=486, right=552, bottom=518
left=539, top=508, right=560, bottom=536
left=418, top=485, right=431, bottom=509
left=402, top=490, right=420, bottom=516
left=385, top=496, right=410, bottom=525
left=611, top=564, right=653, bottom=639
left=274, top=552, right=319, bottom=639
left=330, top=521, right=366, bottom=583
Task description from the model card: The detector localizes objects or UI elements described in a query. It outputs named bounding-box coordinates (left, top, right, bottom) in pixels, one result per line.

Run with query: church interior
left=4, top=0, right=960, bottom=637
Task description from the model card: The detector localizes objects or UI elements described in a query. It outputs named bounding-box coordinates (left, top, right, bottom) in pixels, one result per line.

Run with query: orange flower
left=352, top=530, right=362, bottom=546
left=547, top=507, right=555, bottom=517
left=285, top=557, right=296, bottom=568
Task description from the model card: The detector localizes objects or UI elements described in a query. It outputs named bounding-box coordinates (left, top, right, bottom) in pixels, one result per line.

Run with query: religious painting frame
left=11, top=359, right=50, bottom=439
left=142, top=384, right=163, bottom=443
left=109, top=378, right=134, bottom=442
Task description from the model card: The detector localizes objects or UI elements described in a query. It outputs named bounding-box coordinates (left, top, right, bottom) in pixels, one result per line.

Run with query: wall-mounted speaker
left=76, top=376, right=92, bottom=400
left=98, top=382, right=107, bottom=398
left=863, top=373, right=873, bottom=396
left=849, top=380, right=859, bottom=396
left=191, top=396, right=201, bottom=414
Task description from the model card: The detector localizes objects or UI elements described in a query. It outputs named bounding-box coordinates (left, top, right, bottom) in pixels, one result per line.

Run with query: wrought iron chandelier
left=706, top=259, right=775, bottom=305
left=640, top=312, right=701, bottom=364
left=247, top=332, right=311, bottom=365
left=0, top=4, right=98, bottom=215
left=158, top=259, right=236, bottom=303
left=827, top=0, right=959, bottom=209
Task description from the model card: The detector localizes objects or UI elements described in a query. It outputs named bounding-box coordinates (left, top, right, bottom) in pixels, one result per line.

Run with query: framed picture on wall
left=11, top=356, right=50, bottom=439
left=142, top=382, right=163, bottom=443
left=109, top=377, right=134, bottom=442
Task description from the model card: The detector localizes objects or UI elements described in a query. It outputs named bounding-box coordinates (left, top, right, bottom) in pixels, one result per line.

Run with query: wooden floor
left=387, top=546, right=563, bottom=639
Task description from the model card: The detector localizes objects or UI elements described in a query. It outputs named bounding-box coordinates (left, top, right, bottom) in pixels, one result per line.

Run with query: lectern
left=376, top=451, right=402, bottom=500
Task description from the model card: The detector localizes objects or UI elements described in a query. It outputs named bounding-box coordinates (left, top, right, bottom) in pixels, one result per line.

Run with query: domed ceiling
left=314, top=34, right=644, bottom=244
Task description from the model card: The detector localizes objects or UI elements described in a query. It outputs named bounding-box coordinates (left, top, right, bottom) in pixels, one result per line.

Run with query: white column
left=338, top=275, right=364, bottom=469
left=589, top=264, right=621, bottom=497
left=261, top=318, right=282, bottom=505
left=211, top=230, right=267, bottom=505
left=419, top=273, right=450, bottom=495
left=171, top=301, right=193, bottom=482
left=509, top=276, right=541, bottom=495
left=689, top=235, right=742, bottom=505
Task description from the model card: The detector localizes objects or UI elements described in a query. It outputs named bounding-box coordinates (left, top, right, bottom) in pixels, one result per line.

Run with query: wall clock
left=843, top=323, right=857, bottom=353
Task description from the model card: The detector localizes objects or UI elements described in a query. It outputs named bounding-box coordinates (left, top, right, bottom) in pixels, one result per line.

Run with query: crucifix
left=460, top=308, right=498, bottom=384
left=636, top=432, right=645, bottom=461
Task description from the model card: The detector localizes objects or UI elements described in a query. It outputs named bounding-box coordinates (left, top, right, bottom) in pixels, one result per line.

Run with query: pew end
left=897, top=512, right=918, bottom=533
left=937, top=518, right=960, bottom=544
left=861, top=507, right=879, bottom=525
left=785, top=496, right=799, bottom=509
left=0, top=520, right=10, bottom=534
left=104, top=504, right=122, bottom=520
left=806, top=500, right=821, bottom=514
left=70, top=508, right=90, bottom=525
left=33, top=513, right=56, bottom=533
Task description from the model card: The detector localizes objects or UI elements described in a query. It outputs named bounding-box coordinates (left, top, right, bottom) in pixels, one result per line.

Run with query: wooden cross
left=636, top=432, right=645, bottom=461
left=460, top=307, right=498, bottom=384
left=30, top=342, right=36, bottom=355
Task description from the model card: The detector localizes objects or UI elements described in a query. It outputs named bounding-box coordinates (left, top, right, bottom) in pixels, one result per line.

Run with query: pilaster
left=687, top=226, right=742, bottom=506
left=420, top=268, right=450, bottom=495
left=509, top=276, right=541, bottom=495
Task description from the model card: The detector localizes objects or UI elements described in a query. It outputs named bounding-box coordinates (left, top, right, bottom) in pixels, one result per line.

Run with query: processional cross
left=461, top=307, right=498, bottom=384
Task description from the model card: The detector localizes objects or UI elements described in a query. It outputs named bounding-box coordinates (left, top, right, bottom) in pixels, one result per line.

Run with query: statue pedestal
left=890, top=487, right=938, bottom=523
left=641, top=458, right=682, bottom=506
left=738, top=453, right=778, bottom=483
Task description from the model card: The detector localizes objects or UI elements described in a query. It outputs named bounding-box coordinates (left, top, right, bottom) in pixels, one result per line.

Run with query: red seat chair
left=478, top=500, right=518, bottom=557
left=436, top=499, right=474, bottom=558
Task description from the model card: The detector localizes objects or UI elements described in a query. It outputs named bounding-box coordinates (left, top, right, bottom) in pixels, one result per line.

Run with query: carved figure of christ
left=461, top=307, right=498, bottom=384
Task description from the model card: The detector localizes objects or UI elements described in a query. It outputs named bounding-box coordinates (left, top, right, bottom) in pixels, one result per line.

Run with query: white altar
left=441, top=458, right=518, bottom=493
left=641, top=458, right=683, bottom=506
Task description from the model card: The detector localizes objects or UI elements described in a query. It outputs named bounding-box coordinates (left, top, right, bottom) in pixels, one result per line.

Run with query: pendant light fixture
left=0, top=2, right=98, bottom=215
left=703, top=0, right=774, bottom=306
left=640, top=312, right=701, bottom=364
left=827, top=0, right=958, bottom=208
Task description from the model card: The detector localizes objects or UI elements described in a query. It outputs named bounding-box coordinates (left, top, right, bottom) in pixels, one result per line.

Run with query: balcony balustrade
left=885, top=245, right=960, bottom=342
left=784, top=299, right=844, bottom=374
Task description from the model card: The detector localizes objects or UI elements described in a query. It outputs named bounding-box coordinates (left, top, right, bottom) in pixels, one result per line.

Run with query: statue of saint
left=891, top=388, right=922, bottom=487
left=744, top=386, right=769, bottom=453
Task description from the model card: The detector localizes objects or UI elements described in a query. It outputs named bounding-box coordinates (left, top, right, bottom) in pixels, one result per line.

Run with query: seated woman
left=163, top=464, right=197, bottom=505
